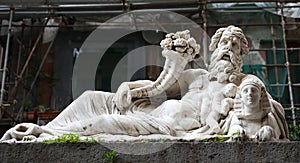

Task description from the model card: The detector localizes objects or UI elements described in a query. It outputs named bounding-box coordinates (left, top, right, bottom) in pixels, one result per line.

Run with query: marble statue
left=227, top=75, right=289, bottom=141
left=0, top=25, right=289, bottom=143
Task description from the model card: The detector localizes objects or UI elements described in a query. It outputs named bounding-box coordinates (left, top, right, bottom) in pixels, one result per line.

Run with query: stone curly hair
left=209, top=25, right=249, bottom=56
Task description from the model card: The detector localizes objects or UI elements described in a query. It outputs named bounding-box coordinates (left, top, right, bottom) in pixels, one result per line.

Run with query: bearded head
left=208, top=25, right=249, bottom=83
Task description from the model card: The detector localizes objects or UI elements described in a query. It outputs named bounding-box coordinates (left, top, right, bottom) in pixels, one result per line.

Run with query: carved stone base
left=0, top=142, right=299, bottom=162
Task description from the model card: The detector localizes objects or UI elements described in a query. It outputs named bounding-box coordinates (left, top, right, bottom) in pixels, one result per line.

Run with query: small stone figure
left=206, top=83, right=237, bottom=134
left=228, top=76, right=288, bottom=141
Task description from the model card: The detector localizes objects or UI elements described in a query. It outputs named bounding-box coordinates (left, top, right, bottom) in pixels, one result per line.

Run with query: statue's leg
left=44, top=113, right=175, bottom=136
left=46, top=90, right=117, bottom=130
left=206, top=112, right=221, bottom=134
left=89, top=114, right=176, bottom=136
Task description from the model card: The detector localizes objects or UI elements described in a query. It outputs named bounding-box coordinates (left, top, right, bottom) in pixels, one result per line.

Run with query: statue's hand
left=0, top=123, right=43, bottom=141
left=228, top=125, right=245, bottom=141
left=21, top=135, right=37, bottom=142
left=113, top=82, right=132, bottom=111
left=255, top=126, right=275, bottom=141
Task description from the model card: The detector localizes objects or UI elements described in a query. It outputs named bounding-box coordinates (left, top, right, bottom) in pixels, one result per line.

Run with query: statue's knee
left=163, top=100, right=180, bottom=107
left=82, top=90, right=94, bottom=96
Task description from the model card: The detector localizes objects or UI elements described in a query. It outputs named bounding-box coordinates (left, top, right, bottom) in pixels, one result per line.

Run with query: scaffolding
left=0, top=0, right=299, bottom=128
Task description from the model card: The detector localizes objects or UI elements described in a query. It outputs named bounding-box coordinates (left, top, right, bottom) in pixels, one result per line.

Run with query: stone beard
left=208, top=47, right=243, bottom=83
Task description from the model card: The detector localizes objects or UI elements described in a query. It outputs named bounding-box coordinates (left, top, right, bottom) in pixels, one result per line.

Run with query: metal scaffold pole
left=0, top=18, right=49, bottom=121
left=0, top=8, right=14, bottom=116
left=280, top=3, right=296, bottom=126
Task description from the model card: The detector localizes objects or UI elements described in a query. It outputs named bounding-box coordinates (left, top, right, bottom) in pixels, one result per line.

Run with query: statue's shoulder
left=183, top=68, right=208, bottom=76
left=181, top=68, right=209, bottom=87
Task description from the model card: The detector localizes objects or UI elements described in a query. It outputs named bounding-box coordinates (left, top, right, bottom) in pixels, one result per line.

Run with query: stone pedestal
left=0, top=142, right=299, bottom=162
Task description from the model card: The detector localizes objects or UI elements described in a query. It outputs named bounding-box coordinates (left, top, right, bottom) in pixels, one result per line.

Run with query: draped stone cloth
left=45, top=91, right=176, bottom=137
left=0, top=75, right=289, bottom=142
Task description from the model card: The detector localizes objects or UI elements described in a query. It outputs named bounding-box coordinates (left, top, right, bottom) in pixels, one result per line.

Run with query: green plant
left=221, top=130, right=229, bottom=136
left=159, top=137, right=169, bottom=142
left=198, top=138, right=209, bottom=142
left=38, top=105, right=50, bottom=112
left=84, top=137, right=97, bottom=142
left=44, top=133, right=80, bottom=143
left=43, top=133, right=98, bottom=143
left=198, top=130, right=230, bottom=142
left=289, top=124, right=300, bottom=141
left=142, top=139, right=150, bottom=142
left=231, top=131, right=241, bottom=136
left=24, top=101, right=33, bottom=112
left=39, top=72, right=59, bottom=87
left=198, top=136, right=229, bottom=142
left=103, top=150, right=116, bottom=163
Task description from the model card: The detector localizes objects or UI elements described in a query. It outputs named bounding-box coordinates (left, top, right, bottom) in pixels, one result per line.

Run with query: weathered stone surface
left=0, top=26, right=289, bottom=143
left=0, top=142, right=299, bottom=162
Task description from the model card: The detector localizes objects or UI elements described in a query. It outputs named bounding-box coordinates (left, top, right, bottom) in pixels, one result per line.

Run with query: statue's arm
left=164, top=69, right=191, bottom=98
left=164, top=81, right=183, bottom=98
left=113, top=80, right=154, bottom=111
left=165, top=68, right=209, bottom=98
left=124, top=80, right=154, bottom=89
